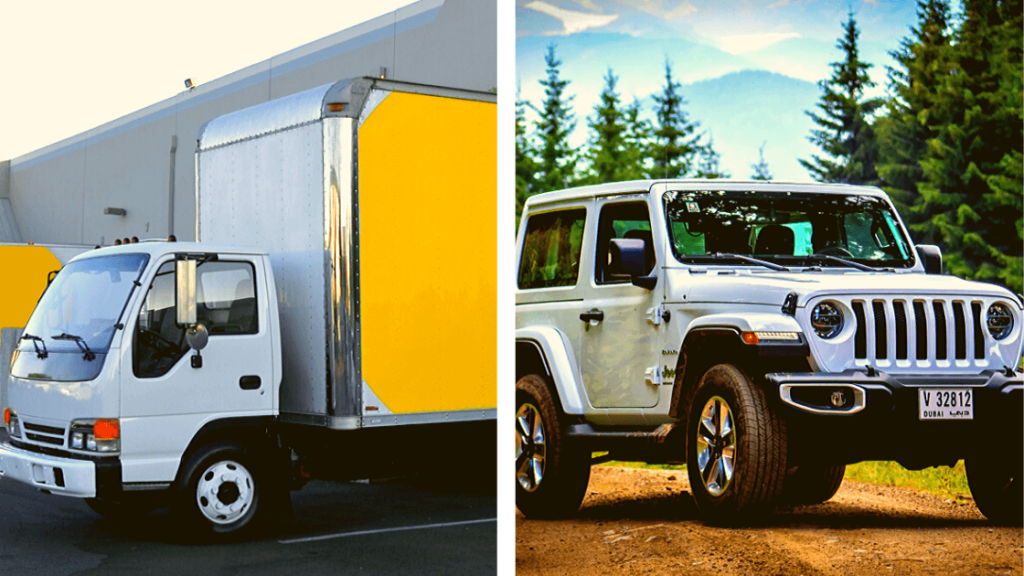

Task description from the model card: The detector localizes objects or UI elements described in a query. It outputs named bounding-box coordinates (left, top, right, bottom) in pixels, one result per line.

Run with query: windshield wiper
left=684, top=253, right=791, bottom=272
left=52, top=333, right=97, bottom=361
left=807, top=254, right=880, bottom=272
left=21, top=333, right=48, bottom=359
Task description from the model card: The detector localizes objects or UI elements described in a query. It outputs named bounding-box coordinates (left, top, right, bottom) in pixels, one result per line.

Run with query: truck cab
left=1, top=242, right=283, bottom=532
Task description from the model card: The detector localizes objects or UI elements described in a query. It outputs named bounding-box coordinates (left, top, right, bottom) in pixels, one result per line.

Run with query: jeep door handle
left=580, top=309, right=604, bottom=323
left=239, top=375, right=262, bottom=390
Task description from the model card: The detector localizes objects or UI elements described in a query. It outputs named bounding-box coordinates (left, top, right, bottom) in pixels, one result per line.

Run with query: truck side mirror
left=916, top=244, right=943, bottom=275
left=176, top=259, right=198, bottom=326
left=609, top=238, right=657, bottom=290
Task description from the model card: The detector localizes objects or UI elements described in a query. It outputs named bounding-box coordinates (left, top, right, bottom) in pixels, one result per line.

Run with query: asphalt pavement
left=0, top=430, right=496, bottom=575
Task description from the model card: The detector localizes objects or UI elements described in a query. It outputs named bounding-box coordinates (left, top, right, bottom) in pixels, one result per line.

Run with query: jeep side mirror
left=916, top=244, right=942, bottom=275
left=609, top=238, right=657, bottom=290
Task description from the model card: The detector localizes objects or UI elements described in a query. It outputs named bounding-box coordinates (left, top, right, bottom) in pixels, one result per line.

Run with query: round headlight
left=811, top=302, right=844, bottom=339
left=987, top=303, right=1014, bottom=340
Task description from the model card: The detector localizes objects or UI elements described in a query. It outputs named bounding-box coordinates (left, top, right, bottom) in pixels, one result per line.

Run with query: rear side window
left=518, top=209, right=587, bottom=289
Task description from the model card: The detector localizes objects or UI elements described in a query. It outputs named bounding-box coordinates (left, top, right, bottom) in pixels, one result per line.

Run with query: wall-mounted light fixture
left=379, top=67, right=387, bottom=79
left=184, top=78, right=196, bottom=90
left=103, top=207, right=127, bottom=216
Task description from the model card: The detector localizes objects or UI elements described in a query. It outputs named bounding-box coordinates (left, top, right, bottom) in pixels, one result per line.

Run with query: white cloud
left=524, top=1, right=620, bottom=35
left=863, top=0, right=880, bottom=5
left=571, top=0, right=601, bottom=10
left=766, top=0, right=790, bottom=8
left=717, top=31, right=801, bottom=54
left=663, top=1, right=697, bottom=20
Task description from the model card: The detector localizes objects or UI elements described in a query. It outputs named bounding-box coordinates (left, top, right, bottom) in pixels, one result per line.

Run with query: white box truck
left=0, top=78, right=496, bottom=536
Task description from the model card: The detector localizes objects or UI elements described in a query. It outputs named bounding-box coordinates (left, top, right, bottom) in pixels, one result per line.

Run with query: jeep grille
left=851, top=298, right=983, bottom=363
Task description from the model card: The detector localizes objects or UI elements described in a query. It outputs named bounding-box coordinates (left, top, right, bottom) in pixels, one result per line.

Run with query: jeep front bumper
left=765, top=368, right=1023, bottom=466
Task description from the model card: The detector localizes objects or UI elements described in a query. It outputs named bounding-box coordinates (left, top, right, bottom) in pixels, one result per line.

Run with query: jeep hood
left=666, top=269, right=1020, bottom=309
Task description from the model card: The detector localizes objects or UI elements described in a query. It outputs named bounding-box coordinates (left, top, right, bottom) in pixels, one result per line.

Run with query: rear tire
left=515, top=374, right=590, bottom=519
left=781, top=464, right=845, bottom=506
left=686, top=364, right=787, bottom=525
left=967, top=456, right=1022, bottom=525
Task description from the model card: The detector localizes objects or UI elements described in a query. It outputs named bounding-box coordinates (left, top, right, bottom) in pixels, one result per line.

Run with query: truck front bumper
left=765, top=368, right=1023, bottom=466
left=0, top=440, right=105, bottom=498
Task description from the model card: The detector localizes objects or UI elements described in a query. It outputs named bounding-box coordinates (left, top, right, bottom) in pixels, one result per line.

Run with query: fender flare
left=515, top=326, right=589, bottom=415
left=684, top=312, right=804, bottom=335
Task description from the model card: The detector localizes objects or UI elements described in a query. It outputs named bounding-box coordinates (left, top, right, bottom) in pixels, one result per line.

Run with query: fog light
left=71, top=432, right=84, bottom=449
left=830, top=390, right=846, bottom=408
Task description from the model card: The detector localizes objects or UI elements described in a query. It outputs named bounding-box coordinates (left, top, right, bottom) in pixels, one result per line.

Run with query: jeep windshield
left=12, top=253, right=149, bottom=381
left=663, top=189, right=914, bottom=269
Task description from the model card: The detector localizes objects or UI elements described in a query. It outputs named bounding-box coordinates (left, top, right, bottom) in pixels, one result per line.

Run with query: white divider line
left=278, top=517, right=497, bottom=544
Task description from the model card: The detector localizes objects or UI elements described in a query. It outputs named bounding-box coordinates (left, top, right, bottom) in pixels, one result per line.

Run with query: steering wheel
left=817, top=246, right=854, bottom=258
left=138, top=329, right=178, bottom=352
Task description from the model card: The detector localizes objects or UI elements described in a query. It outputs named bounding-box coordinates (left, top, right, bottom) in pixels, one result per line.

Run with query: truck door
left=581, top=197, right=662, bottom=408
left=119, top=255, right=274, bottom=483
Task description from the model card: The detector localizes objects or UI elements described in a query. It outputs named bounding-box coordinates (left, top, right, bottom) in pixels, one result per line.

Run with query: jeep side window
left=596, top=202, right=654, bottom=284
left=518, top=209, right=587, bottom=289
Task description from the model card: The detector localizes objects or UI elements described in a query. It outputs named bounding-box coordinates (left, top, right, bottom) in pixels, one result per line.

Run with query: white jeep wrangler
left=515, top=180, right=1023, bottom=525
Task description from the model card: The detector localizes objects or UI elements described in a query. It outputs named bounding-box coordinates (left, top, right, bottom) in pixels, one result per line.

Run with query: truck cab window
left=196, top=262, right=258, bottom=335
left=134, top=262, right=188, bottom=378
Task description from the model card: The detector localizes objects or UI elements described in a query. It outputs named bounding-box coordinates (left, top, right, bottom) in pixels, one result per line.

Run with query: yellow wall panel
left=358, top=92, right=496, bottom=413
left=0, top=246, right=62, bottom=329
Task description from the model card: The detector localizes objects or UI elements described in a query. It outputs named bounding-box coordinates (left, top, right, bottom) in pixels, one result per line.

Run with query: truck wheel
left=84, top=497, right=157, bottom=519
left=515, top=374, right=590, bottom=519
left=175, top=441, right=263, bottom=536
left=966, top=457, right=1022, bottom=525
left=686, top=364, right=786, bottom=525
left=781, top=464, right=845, bottom=506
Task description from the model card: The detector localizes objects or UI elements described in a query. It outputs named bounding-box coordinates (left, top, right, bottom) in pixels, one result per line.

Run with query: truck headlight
left=70, top=419, right=119, bottom=453
left=810, top=302, right=844, bottom=339
left=4, top=408, right=20, bottom=439
left=987, top=303, right=1013, bottom=340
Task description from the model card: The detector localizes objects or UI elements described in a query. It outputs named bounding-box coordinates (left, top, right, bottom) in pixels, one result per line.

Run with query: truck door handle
left=580, top=310, right=604, bottom=323
left=239, top=375, right=262, bottom=390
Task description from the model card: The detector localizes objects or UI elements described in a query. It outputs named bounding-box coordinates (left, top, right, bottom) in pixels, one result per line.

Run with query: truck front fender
left=515, top=326, right=588, bottom=415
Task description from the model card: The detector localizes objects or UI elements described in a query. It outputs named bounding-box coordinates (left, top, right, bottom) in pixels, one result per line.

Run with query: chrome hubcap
left=516, top=403, right=545, bottom=492
left=196, top=460, right=254, bottom=524
left=696, top=396, right=736, bottom=497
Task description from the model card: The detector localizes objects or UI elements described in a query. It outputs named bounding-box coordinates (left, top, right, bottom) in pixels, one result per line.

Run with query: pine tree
left=751, top=142, right=773, bottom=180
left=515, top=93, right=539, bottom=229
left=532, top=44, right=577, bottom=192
left=801, top=12, right=884, bottom=184
left=694, top=136, right=729, bottom=179
left=916, top=0, right=1023, bottom=291
left=649, top=60, right=702, bottom=179
left=877, top=0, right=952, bottom=222
left=580, top=69, right=628, bottom=185
left=620, top=99, right=653, bottom=180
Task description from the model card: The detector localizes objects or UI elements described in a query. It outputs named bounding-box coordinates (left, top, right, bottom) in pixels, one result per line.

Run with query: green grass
left=598, top=457, right=971, bottom=501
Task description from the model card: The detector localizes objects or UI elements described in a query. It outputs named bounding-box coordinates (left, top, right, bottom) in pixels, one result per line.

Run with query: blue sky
left=516, top=0, right=961, bottom=180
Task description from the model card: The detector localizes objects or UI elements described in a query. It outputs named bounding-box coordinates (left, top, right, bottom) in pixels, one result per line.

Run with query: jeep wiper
left=52, top=332, right=97, bottom=361
left=684, top=253, right=791, bottom=272
left=21, top=333, right=48, bottom=359
left=807, top=254, right=879, bottom=272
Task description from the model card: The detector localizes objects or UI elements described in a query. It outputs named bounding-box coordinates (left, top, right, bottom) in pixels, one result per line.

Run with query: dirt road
left=516, top=466, right=1022, bottom=575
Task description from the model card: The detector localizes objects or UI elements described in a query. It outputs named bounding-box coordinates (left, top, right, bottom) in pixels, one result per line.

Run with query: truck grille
left=850, top=298, right=985, bottom=364
left=22, top=421, right=66, bottom=447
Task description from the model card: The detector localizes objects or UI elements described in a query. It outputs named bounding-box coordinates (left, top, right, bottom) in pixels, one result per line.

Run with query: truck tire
left=174, top=441, right=264, bottom=537
left=515, top=374, right=590, bottom=519
left=84, top=497, right=157, bottom=519
left=781, top=464, right=845, bottom=506
left=966, top=456, right=1022, bottom=525
left=686, top=364, right=786, bottom=525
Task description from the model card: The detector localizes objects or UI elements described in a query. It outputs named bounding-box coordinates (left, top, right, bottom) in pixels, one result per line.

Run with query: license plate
left=918, top=388, right=973, bottom=420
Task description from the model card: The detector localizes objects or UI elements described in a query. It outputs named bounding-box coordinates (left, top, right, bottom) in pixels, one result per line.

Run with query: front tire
left=515, top=374, right=590, bottom=519
left=686, top=364, right=787, bottom=525
left=967, top=456, right=1022, bottom=525
left=175, top=441, right=264, bottom=536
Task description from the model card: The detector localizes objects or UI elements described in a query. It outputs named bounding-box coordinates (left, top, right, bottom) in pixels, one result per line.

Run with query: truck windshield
left=663, top=190, right=914, bottom=269
left=19, top=253, right=150, bottom=355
